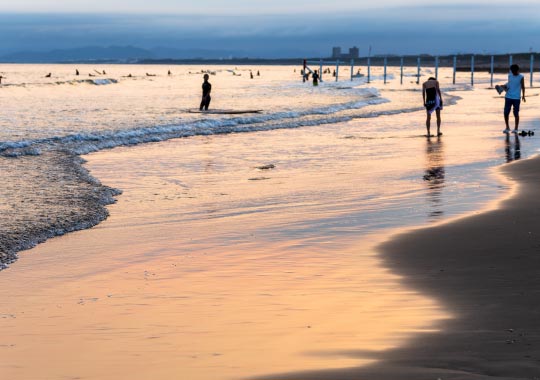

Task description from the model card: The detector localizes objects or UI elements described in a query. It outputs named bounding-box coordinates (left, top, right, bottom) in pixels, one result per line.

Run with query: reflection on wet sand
left=505, top=133, right=521, bottom=162
left=422, top=137, right=445, bottom=219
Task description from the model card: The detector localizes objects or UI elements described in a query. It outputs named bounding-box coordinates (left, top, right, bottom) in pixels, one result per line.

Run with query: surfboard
left=188, top=109, right=262, bottom=114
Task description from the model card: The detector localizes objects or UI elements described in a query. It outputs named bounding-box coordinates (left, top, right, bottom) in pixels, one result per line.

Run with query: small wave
left=57, top=78, right=118, bottom=86
left=0, top=89, right=462, bottom=159
left=0, top=97, right=401, bottom=157
left=0, top=78, right=118, bottom=89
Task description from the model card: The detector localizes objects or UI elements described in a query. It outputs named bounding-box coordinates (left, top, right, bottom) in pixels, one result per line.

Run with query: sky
left=0, top=1, right=539, bottom=59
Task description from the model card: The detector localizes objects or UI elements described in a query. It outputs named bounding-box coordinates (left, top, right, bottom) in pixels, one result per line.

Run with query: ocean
left=1, top=63, right=539, bottom=379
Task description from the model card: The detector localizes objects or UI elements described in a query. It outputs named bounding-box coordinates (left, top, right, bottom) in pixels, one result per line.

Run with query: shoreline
left=0, top=152, right=120, bottom=269
left=260, top=156, right=540, bottom=379
left=0, top=87, right=459, bottom=269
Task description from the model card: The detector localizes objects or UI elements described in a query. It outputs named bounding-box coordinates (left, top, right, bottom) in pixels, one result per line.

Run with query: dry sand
left=261, top=156, right=540, bottom=379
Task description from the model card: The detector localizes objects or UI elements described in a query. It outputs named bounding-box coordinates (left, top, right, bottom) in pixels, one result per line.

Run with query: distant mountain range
left=0, top=45, right=246, bottom=63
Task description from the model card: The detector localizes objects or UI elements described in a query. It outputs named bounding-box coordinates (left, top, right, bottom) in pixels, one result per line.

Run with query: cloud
left=0, top=6, right=539, bottom=59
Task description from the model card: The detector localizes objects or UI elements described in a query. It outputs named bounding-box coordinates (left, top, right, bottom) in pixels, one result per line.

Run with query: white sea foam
left=0, top=94, right=402, bottom=157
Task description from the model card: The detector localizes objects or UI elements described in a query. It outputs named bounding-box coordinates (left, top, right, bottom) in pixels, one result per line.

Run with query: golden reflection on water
left=423, top=137, right=446, bottom=220
left=1, top=82, right=539, bottom=380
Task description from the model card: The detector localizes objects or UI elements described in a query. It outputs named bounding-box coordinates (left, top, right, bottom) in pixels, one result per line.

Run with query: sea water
left=0, top=63, right=538, bottom=267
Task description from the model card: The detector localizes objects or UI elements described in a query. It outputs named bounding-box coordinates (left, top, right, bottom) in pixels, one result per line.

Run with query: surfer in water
left=422, top=77, right=443, bottom=137
left=312, top=70, right=320, bottom=86
left=200, top=73, right=212, bottom=111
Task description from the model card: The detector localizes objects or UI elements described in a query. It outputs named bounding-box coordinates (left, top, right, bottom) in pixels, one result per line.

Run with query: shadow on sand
left=256, top=157, right=540, bottom=380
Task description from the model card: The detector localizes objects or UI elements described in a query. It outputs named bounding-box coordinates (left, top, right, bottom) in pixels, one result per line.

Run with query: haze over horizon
left=1, top=1, right=539, bottom=60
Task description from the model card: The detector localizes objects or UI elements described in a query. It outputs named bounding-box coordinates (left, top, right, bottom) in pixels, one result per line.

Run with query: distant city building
left=331, top=46, right=360, bottom=60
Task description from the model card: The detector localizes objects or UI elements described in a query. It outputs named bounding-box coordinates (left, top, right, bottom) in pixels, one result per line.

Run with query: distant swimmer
left=257, top=70, right=260, bottom=76
left=250, top=71, right=254, bottom=79
left=0, top=75, right=3, bottom=84
left=75, top=69, right=79, bottom=76
left=502, top=64, right=526, bottom=134
left=312, top=70, right=320, bottom=86
left=199, top=73, right=212, bottom=111
left=146, top=73, right=156, bottom=77
left=422, top=77, right=443, bottom=137
left=45, top=73, right=52, bottom=78
left=168, top=70, right=172, bottom=76
left=103, top=70, right=106, bottom=75
left=127, top=73, right=132, bottom=78
left=89, top=73, right=95, bottom=77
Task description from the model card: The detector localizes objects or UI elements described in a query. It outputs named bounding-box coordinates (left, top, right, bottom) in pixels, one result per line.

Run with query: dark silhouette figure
left=146, top=73, right=156, bottom=77
left=312, top=70, right=320, bottom=86
left=168, top=70, right=172, bottom=76
left=103, top=70, right=106, bottom=75
left=75, top=69, right=79, bottom=76
left=199, top=73, right=212, bottom=111
left=250, top=71, right=254, bottom=79
left=257, top=70, right=260, bottom=76
left=0, top=75, right=4, bottom=84
left=45, top=73, right=52, bottom=78
left=422, top=77, right=443, bottom=136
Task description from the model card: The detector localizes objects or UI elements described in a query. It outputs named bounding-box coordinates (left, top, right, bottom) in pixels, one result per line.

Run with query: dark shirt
left=202, top=81, right=211, bottom=97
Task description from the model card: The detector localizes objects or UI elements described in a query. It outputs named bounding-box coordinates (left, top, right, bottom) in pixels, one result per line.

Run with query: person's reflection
left=504, top=133, right=521, bottom=163
left=423, top=136, right=445, bottom=219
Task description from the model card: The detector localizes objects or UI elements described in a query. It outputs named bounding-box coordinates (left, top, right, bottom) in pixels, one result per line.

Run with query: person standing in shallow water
left=503, top=64, right=526, bottom=134
left=199, top=73, right=212, bottom=111
left=312, top=70, right=320, bottom=86
left=422, top=76, right=443, bottom=137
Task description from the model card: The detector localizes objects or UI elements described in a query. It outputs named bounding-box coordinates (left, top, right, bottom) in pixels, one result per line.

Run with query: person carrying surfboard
left=422, top=77, right=443, bottom=137
left=502, top=64, right=526, bottom=134
left=199, top=73, right=212, bottom=111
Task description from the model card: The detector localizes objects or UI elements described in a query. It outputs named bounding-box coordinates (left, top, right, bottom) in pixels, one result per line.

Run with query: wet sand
left=262, top=156, right=540, bottom=379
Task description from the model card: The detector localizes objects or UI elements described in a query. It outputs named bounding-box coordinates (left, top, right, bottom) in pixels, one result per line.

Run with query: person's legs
left=503, top=98, right=512, bottom=131
left=512, top=99, right=521, bottom=131
left=199, top=97, right=206, bottom=111
left=426, top=112, right=431, bottom=136
left=435, top=109, right=442, bottom=135
left=204, top=95, right=211, bottom=110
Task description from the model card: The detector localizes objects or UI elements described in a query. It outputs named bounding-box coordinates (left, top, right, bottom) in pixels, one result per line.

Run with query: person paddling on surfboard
left=422, top=77, right=443, bottom=137
left=200, top=73, right=212, bottom=111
